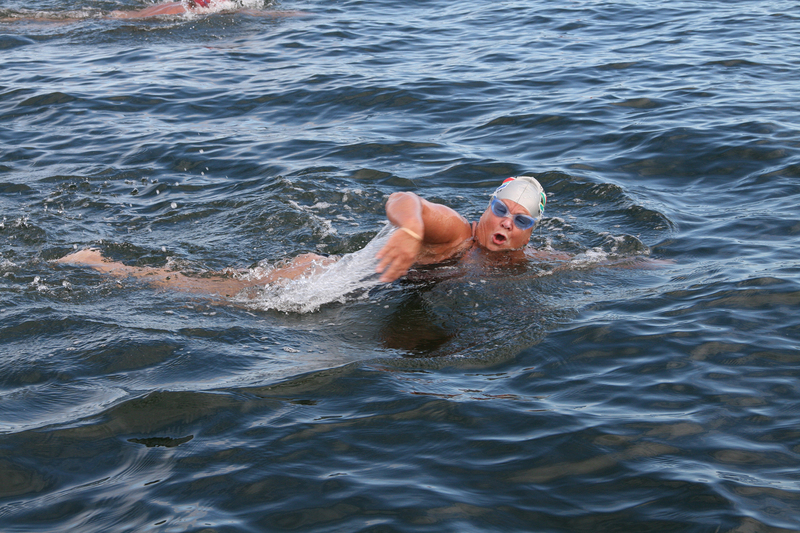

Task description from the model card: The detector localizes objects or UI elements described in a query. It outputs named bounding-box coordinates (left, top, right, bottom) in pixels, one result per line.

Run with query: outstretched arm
left=109, top=2, right=190, bottom=18
left=56, top=249, right=335, bottom=297
left=375, top=192, right=472, bottom=283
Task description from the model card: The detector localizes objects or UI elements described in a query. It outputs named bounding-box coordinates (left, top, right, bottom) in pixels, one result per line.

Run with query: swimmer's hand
left=375, top=228, right=423, bottom=283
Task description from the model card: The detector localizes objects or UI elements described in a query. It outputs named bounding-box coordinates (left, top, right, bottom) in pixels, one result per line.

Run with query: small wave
left=0, top=258, right=18, bottom=272
left=237, top=224, right=394, bottom=314
left=0, top=34, right=36, bottom=49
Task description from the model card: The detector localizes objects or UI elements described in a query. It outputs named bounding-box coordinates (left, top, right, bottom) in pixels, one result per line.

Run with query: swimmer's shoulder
left=525, top=248, right=572, bottom=262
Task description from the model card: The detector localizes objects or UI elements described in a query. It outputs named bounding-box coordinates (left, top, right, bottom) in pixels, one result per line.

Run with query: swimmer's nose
left=499, top=217, right=513, bottom=230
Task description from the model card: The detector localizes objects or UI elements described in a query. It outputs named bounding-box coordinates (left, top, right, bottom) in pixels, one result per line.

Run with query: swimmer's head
left=491, top=176, right=546, bottom=220
left=473, top=176, right=546, bottom=252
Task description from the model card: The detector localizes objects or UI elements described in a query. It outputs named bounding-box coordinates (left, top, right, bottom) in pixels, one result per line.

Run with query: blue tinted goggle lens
left=490, top=198, right=536, bottom=230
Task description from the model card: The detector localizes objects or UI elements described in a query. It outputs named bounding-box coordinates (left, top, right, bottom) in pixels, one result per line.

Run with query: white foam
left=238, top=224, right=395, bottom=314
left=569, top=248, right=610, bottom=266
left=187, top=0, right=275, bottom=16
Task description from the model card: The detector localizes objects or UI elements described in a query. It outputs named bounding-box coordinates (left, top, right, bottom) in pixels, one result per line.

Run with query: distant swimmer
left=109, top=1, right=307, bottom=19
left=57, top=177, right=559, bottom=295
left=1, top=1, right=307, bottom=22
left=109, top=1, right=216, bottom=19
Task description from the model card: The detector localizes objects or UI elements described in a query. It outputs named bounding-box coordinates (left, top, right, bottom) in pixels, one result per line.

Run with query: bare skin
left=374, top=191, right=536, bottom=282
left=57, top=249, right=335, bottom=297
left=109, top=2, right=309, bottom=20
left=1, top=2, right=308, bottom=22
left=109, top=2, right=191, bottom=19
left=58, top=190, right=552, bottom=294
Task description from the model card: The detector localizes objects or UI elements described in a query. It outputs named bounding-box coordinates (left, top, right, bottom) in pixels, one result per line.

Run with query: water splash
left=238, top=224, right=395, bottom=314
left=175, top=0, right=280, bottom=19
left=235, top=223, right=655, bottom=314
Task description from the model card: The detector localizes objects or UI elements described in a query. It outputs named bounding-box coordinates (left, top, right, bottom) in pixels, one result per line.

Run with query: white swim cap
left=491, top=176, right=546, bottom=219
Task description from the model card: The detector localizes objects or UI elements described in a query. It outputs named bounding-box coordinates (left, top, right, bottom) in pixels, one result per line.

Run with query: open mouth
left=492, top=232, right=507, bottom=246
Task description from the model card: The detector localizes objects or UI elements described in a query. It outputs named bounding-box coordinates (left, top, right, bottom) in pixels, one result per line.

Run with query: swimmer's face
left=474, top=199, right=533, bottom=251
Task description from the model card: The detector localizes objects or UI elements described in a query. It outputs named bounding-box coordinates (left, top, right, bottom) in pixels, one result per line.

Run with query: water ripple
left=3, top=0, right=800, bottom=530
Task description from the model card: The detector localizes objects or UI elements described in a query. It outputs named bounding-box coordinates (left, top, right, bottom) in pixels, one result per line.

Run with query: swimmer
left=109, top=1, right=213, bottom=19
left=375, top=176, right=548, bottom=282
left=1, top=1, right=307, bottom=22
left=57, top=176, right=554, bottom=295
left=109, top=1, right=306, bottom=19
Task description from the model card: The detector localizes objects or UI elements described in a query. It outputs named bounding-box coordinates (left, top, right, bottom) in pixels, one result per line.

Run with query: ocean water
left=2, top=0, right=800, bottom=531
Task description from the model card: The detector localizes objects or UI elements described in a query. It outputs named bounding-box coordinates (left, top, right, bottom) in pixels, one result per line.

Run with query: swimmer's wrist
left=399, top=227, right=423, bottom=241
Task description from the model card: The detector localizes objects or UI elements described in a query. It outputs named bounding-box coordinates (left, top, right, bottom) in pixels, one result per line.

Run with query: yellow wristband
left=399, top=227, right=423, bottom=241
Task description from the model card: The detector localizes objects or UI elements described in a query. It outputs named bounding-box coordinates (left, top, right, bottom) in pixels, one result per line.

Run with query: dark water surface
left=2, top=0, right=800, bottom=531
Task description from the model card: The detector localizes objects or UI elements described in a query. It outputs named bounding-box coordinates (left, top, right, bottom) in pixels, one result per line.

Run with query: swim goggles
left=490, top=197, right=537, bottom=230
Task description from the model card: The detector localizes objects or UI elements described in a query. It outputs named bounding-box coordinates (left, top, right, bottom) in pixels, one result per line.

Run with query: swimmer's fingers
left=376, top=253, right=413, bottom=283
left=374, top=244, right=401, bottom=279
left=375, top=232, right=421, bottom=283
left=376, top=254, right=411, bottom=283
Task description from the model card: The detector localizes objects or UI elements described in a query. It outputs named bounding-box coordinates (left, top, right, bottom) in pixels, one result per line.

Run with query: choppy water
left=2, top=0, right=800, bottom=531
